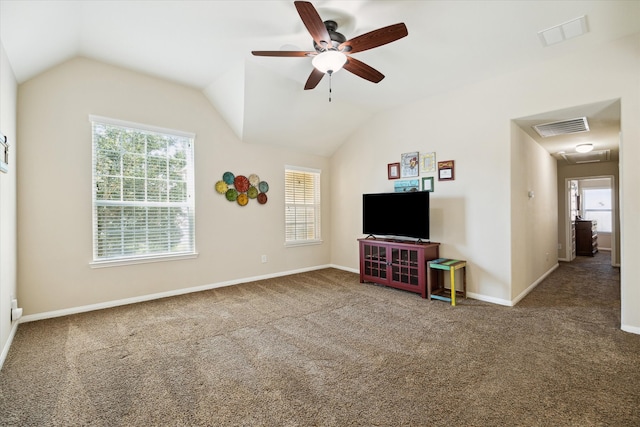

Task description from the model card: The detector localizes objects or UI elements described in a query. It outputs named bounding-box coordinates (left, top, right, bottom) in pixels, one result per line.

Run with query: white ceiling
left=1, top=1, right=638, bottom=157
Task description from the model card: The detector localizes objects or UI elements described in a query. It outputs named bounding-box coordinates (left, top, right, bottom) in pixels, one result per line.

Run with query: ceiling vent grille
left=533, top=117, right=590, bottom=137
left=538, top=15, right=588, bottom=47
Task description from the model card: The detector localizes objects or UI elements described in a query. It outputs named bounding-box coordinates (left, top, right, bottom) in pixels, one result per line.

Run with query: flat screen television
left=362, top=191, right=430, bottom=240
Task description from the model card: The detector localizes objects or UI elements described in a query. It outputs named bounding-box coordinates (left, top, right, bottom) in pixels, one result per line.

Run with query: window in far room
left=285, top=166, right=321, bottom=246
left=582, top=188, right=612, bottom=233
left=90, top=116, right=196, bottom=266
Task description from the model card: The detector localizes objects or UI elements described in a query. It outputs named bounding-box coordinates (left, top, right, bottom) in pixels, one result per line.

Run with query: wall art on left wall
left=215, top=171, right=269, bottom=206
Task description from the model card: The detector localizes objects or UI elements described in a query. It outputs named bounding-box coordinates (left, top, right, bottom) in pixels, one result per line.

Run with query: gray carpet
left=1, top=252, right=639, bottom=426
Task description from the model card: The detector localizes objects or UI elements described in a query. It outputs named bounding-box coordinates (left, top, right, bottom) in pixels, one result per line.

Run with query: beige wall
left=17, top=57, right=331, bottom=317
left=510, top=125, right=558, bottom=301
left=618, top=41, right=640, bottom=333
left=597, top=233, right=612, bottom=251
left=331, top=70, right=514, bottom=305
left=0, top=41, right=18, bottom=365
left=330, top=33, right=640, bottom=330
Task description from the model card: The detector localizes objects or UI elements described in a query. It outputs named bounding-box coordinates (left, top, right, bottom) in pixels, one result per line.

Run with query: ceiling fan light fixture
left=575, top=143, right=594, bottom=153
left=312, top=50, right=347, bottom=74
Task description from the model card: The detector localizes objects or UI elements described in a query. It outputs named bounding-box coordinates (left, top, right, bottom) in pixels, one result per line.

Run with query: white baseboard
left=510, top=263, right=559, bottom=306
left=621, top=324, right=640, bottom=335
left=329, top=264, right=359, bottom=274
left=465, top=292, right=513, bottom=306
left=460, top=264, right=560, bottom=307
left=20, top=264, right=335, bottom=324
left=0, top=320, right=19, bottom=371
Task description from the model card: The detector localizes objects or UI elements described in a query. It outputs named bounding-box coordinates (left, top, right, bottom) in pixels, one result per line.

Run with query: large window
left=91, top=116, right=196, bottom=265
left=583, top=188, right=612, bottom=233
left=285, top=166, right=321, bottom=245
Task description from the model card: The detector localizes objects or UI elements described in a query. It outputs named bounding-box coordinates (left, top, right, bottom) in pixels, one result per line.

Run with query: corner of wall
left=0, top=37, right=19, bottom=369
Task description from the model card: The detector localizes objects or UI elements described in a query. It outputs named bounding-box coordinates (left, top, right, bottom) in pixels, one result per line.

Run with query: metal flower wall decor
left=215, top=171, right=269, bottom=206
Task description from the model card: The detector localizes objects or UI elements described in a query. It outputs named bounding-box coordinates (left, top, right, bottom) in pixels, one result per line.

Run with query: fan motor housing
left=313, top=20, right=347, bottom=52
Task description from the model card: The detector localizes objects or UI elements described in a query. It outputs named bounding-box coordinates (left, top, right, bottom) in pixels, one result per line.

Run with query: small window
left=285, top=166, right=321, bottom=245
left=91, top=116, right=196, bottom=265
left=583, top=188, right=612, bottom=233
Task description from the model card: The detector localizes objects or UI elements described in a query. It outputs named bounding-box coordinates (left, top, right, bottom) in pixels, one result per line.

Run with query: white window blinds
left=91, top=116, right=196, bottom=263
left=583, top=188, right=612, bottom=233
left=285, top=167, right=321, bottom=244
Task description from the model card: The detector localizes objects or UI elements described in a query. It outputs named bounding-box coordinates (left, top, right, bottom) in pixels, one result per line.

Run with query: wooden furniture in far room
left=427, top=258, right=467, bottom=306
left=570, top=222, right=576, bottom=260
left=575, top=220, right=598, bottom=256
left=358, top=238, right=440, bottom=298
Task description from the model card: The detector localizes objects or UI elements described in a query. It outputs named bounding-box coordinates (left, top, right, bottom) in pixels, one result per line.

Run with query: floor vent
left=533, top=117, right=590, bottom=137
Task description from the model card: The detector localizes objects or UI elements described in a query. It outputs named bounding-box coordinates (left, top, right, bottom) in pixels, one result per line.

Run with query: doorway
left=564, top=176, right=617, bottom=266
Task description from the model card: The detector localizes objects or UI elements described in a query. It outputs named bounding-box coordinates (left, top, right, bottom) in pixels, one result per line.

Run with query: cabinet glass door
left=390, top=247, right=420, bottom=286
left=363, top=244, right=387, bottom=279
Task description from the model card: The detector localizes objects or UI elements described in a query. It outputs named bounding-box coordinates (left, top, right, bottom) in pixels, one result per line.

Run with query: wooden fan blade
left=343, top=57, right=385, bottom=83
left=339, top=23, right=408, bottom=54
left=252, top=51, right=315, bottom=57
left=304, top=68, right=325, bottom=90
left=294, top=1, right=331, bottom=49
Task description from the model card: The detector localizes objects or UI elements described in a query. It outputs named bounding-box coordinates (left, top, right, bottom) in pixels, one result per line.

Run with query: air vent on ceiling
left=533, top=117, right=590, bottom=138
left=558, top=149, right=610, bottom=165
left=538, top=15, right=588, bottom=47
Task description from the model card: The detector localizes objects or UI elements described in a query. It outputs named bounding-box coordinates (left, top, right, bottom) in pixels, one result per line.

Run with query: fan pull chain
left=328, top=70, right=333, bottom=102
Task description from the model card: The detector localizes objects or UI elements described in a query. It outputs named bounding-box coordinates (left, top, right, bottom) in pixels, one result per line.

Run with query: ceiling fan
left=251, top=1, right=408, bottom=91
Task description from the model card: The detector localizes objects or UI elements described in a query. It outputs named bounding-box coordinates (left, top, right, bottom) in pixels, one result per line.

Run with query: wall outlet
left=261, top=255, right=267, bottom=263
left=558, top=243, right=562, bottom=250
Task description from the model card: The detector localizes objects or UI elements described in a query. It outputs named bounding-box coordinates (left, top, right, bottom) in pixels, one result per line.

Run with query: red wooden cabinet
left=359, top=238, right=440, bottom=298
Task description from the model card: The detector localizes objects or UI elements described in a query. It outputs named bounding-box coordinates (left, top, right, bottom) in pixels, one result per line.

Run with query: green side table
left=427, top=258, right=467, bottom=306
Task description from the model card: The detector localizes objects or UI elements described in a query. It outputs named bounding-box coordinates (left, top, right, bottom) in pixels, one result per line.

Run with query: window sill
left=90, top=252, right=199, bottom=268
left=285, top=240, right=323, bottom=248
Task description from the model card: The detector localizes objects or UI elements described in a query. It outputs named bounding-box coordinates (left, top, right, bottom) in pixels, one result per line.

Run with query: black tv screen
left=362, top=191, right=430, bottom=240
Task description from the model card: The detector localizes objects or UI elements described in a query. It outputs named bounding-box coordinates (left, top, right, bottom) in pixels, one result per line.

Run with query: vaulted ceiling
left=1, top=1, right=638, bottom=157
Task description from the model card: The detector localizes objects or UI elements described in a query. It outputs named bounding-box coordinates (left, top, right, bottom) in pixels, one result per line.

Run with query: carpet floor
left=1, top=251, right=639, bottom=426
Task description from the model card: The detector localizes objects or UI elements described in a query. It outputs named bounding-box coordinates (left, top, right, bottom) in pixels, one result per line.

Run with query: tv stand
left=358, top=238, right=440, bottom=298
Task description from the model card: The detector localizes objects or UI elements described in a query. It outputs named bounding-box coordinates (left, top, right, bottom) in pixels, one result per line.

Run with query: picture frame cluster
left=388, top=151, right=455, bottom=192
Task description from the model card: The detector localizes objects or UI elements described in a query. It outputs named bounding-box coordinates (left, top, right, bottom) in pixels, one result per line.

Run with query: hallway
left=521, top=250, right=621, bottom=328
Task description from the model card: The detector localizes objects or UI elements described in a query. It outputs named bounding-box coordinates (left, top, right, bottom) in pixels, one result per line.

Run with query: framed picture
left=422, top=176, right=434, bottom=192
left=394, top=179, right=420, bottom=193
left=388, top=162, right=400, bottom=179
left=420, top=152, right=436, bottom=173
left=438, top=160, right=455, bottom=181
left=0, top=131, right=8, bottom=174
left=400, top=152, right=419, bottom=177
